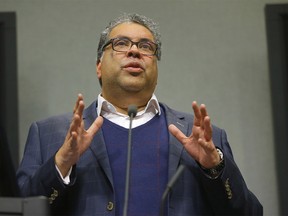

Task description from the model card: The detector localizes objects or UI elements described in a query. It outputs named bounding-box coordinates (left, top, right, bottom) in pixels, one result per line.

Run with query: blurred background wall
left=1, top=0, right=287, bottom=215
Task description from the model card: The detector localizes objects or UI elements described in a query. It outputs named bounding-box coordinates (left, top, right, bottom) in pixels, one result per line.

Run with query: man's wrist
left=200, top=148, right=225, bottom=179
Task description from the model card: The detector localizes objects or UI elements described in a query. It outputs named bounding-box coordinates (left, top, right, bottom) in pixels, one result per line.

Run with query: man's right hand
left=55, top=94, right=103, bottom=177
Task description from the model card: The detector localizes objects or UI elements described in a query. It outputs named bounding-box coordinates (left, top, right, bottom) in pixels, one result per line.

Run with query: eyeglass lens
left=112, top=38, right=157, bottom=55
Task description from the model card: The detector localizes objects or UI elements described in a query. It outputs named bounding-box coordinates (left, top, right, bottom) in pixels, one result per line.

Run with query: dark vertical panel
left=284, top=16, right=288, bottom=95
left=0, top=127, right=19, bottom=196
left=265, top=4, right=288, bottom=215
left=0, top=12, right=18, bottom=169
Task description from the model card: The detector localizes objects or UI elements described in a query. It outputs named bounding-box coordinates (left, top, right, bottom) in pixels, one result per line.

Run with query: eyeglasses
left=102, top=37, right=158, bottom=56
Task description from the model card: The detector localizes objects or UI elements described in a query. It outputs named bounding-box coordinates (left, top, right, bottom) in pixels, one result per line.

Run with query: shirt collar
left=97, top=93, right=161, bottom=116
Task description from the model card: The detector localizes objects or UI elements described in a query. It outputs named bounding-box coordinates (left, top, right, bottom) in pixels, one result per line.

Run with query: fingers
left=76, top=101, right=85, bottom=120
left=192, top=101, right=209, bottom=124
left=67, top=94, right=85, bottom=142
left=192, top=101, right=201, bottom=126
left=72, top=94, right=85, bottom=129
left=67, top=113, right=81, bottom=146
left=73, top=94, right=84, bottom=114
left=200, top=104, right=208, bottom=121
left=203, top=116, right=212, bottom=141
left=192, top=101, right=209, bottom=126
left=192, top=101, right=213, bottom=141
left=71, top=108, right=84, bottom=133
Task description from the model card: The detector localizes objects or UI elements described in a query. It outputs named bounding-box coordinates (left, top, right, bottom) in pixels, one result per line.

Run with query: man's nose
left=126, top=44, right=141, bottom=58
left=130, top=44, right=139, bottom=51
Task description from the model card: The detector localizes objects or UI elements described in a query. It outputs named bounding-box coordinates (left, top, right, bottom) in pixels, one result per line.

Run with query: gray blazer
left=16, top=101, right=262, bottom=215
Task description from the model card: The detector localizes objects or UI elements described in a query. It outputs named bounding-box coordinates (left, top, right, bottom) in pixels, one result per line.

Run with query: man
left=17, top=13, right=263, bottom=215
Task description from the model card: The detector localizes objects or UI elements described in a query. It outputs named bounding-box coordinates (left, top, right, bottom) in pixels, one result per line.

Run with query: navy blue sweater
left=102, top=113, right=169, bottom=216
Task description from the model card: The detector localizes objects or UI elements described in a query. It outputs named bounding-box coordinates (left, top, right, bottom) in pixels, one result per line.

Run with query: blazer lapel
left=161, top=103, right=191, bottom=180
left=82, top=101, right=114, bottom=187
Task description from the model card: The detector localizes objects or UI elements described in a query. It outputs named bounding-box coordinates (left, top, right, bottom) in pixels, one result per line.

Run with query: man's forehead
left=109, top=22, right=154, bottom=40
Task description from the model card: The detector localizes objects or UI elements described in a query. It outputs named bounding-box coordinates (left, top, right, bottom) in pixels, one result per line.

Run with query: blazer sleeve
left=16, top=119, right=76, bottom=207
left=200, top=128, right=263, bottom=215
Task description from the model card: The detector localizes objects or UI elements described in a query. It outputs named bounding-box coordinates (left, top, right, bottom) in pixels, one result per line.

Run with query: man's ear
left=96, top=60, right=102, bottom=79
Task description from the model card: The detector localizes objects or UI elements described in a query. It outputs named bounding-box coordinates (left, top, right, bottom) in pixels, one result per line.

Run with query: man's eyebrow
left=113, top=35, right=129, bottom=39
left=113, top=35, right=154, bottom=42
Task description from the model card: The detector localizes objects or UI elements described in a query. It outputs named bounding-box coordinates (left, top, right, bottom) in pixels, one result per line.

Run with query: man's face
left=97, top=22, right=158, bottom=99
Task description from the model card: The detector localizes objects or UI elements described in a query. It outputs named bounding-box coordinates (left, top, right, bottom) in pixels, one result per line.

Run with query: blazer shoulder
left=35, top=112, right=73, bottom=126
left=160, top=102, right=192, bottom=118
left=32, top=100, right=97, bottom=129
left=160, top=102, right=224, bottom=132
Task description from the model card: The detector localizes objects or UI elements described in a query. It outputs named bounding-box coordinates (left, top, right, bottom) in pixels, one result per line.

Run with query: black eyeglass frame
left=101, top=37, right=159, bottom=56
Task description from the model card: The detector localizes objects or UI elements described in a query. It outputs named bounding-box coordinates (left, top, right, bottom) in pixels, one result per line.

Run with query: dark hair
left=97, top=13, right=162, bottom=63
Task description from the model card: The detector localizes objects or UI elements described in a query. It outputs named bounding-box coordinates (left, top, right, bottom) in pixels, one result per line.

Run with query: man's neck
left=101, top=92, right=151, bottom=115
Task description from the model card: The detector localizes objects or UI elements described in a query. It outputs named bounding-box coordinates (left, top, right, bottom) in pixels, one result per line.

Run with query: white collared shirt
left=97, top=93, right=161, bottom=128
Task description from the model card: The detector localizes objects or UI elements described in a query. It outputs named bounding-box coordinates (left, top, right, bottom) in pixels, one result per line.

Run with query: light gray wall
left=0, top=0, right=285, bottom=215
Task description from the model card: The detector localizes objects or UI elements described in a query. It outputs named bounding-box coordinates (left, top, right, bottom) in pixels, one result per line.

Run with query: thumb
left=168, top=124, right=187, bottom=142
left=88, top=116, right=103, bottom=135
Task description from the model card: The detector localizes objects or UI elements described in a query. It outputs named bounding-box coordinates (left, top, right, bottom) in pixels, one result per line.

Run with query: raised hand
left=168, top=101, right=220, bottom=169
left=55, top=94, right=103, bottom=177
